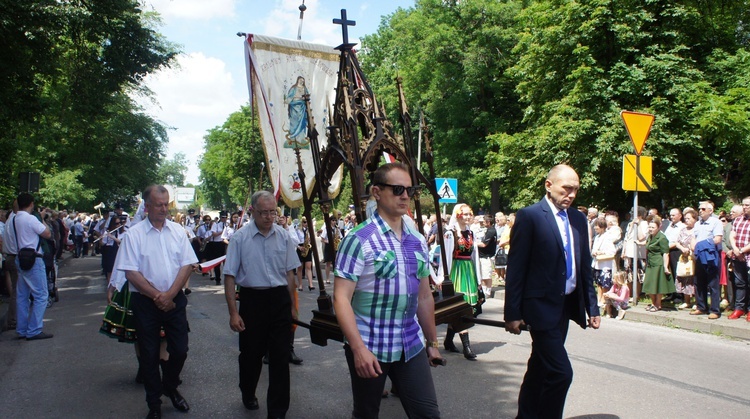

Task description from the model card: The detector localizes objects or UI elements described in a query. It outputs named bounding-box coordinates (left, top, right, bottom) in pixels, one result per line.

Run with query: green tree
left=359, top=0, right=525, bottom=211
left=0, top=0, right=178, bottom=206
left=489, top=0, right=750, bottom=210
left=157, top=152, right=188, bottom=186
left=199, top=105, right=266, bottom=210
left=38, top=169, right=96, bottom=209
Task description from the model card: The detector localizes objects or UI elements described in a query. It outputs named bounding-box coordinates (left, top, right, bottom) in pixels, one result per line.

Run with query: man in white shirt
left=664, top=208, right=686, bottom=300
left=12, top=193, right=52, bottom=340
left=115, top=185, right=198, bottom=419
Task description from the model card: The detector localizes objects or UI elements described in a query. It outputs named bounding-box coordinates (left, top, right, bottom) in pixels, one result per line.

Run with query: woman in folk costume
left=442, top=203, right=484, bottom=360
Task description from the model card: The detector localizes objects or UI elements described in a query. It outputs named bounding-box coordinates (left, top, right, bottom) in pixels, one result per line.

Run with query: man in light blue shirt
left=691, top=200, right=723, bottom=319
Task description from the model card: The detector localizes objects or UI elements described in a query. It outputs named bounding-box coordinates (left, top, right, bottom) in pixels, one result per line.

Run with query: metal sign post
left=621, top=110, right=656, bottom=307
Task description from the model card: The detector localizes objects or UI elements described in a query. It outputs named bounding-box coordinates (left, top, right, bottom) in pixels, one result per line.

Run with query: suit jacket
left=504, top=198, right=599, bottom=330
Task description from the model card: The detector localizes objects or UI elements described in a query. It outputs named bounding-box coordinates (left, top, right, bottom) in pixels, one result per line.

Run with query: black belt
left=240, top=286, right=285, bottom=291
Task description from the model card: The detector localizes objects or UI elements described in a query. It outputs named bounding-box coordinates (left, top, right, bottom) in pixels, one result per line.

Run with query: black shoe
left=164, top=389, right=189, bottom=412
left=215, top=280, right=221, bottom=285
left=146, top=406, right=161, bottom=419
left=243, top=395, right=259, bottom=410
left=26, top=332, right=54, bottom=341
left=289, top=350, right=303, bottom=365
left=308, top=286, right=315, bottom=291
left=443, top=330, right=460, bottom=353
left=184, top=288, right=192, bottom=295
left=460, top=333, right=477, bottom=360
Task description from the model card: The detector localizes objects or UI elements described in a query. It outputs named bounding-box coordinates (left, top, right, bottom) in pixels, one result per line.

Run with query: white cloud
left=137, top=52, right=247, bottom=184
left=262, top=0, right=368, bottom=47
left=145, top=0, right=238, bottom=21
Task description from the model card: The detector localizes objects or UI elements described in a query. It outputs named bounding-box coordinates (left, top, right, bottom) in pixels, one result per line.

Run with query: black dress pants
left=131, top=291, right=189, bottom=408
left=238, top=286, right=292, bottom=417
left=517, top=297, right=574, bottom=419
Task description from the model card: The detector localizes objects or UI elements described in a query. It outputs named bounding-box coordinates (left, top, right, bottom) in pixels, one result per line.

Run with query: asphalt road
left=1, top=255, right=750, bottom=418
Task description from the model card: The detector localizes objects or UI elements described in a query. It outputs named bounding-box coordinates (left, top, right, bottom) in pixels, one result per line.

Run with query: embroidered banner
left=246, top=34, right=343, bottom=207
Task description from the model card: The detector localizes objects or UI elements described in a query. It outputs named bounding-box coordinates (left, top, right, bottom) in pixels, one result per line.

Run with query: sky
left=139, top=0, right=416, bottom=185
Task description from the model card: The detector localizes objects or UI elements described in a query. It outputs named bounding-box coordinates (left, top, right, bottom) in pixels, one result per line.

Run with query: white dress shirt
left=545, top=197, right=577, bottom=295
left=115, top=218, right=197, bottom=293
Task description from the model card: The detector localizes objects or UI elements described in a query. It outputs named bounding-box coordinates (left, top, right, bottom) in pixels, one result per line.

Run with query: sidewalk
left=490, top=288, right=750, bottom=341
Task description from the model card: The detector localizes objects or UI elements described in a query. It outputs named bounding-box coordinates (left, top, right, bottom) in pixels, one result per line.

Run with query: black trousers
left=205, top=241, right=226, bottom=280
left=695, top=262, right=721, bottom=315
left=732, top=259, right=749, bottom=311
left=131, top=291, right=189, bottom=408
left=238, top=286, right=291, bottom=417
left=344, top=345, right=440, bottom=419
left=517, top=297, right=574, bottom=419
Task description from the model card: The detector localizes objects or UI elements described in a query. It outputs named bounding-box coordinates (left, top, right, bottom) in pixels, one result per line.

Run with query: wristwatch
left=425, top=340, right=439, bottom=348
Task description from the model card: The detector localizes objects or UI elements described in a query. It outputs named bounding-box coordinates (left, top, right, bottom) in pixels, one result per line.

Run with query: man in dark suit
left=505, top=164, right=601, bottom=419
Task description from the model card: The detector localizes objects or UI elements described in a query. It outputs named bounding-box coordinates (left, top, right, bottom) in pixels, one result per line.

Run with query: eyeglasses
left=255, top=210, right=277, bottom=217
left=698, top=208, right=708, bottom=211
left=721, top=219, right=728, bottom=223
left=376, top=183, right=421, bottom=198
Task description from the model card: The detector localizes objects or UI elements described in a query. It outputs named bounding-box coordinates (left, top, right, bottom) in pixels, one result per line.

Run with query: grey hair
left=251, top=190, right=276, bottom=208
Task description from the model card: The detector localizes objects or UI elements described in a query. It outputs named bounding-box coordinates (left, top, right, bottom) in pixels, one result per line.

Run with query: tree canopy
left=359, top=0, right=750, bottom=213
left=0, top=0, right=178, bottom=210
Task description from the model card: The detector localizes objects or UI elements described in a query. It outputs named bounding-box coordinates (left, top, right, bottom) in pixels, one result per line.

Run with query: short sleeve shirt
left=694, top=216, right=723, bottom=244
left=732, top=216, right=750, bottom=251
left=334, top=210, right=430, bottom=363
left=115, top=219, right=198, bottom=293
left=223, top=219, right=300, bottom=288
left=13, top=211, right=46, bottom=250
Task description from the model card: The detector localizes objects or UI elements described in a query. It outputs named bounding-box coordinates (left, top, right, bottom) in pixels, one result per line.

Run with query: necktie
left=558, top=210, right=573, bottom=280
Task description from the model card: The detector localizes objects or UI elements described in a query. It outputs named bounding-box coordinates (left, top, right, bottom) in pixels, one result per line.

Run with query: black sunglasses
left=376, top=183, right=421, bottom=198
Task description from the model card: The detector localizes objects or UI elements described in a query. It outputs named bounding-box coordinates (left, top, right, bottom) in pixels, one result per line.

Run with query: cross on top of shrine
left=333, top=9, right=356, bottom=48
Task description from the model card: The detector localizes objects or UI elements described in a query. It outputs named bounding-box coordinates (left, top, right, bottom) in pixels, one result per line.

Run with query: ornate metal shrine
left=296, top=9, right=474, bottom=346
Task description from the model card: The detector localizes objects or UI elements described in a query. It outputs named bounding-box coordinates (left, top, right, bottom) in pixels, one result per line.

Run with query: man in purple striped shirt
left=334, top=162, right=442, bottom=418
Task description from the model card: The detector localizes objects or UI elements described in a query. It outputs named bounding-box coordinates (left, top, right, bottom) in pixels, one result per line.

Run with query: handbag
left=494, top=247, right=508, bottom=267
left=13, top=216, right=41, bottom=271
left=676, top=254, right=694, bottom=277
left=595, top=253, right=616, bottom=261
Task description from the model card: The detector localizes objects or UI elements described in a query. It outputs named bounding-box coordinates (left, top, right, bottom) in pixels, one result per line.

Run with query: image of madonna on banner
left=245, top=34, right=344, bottom=207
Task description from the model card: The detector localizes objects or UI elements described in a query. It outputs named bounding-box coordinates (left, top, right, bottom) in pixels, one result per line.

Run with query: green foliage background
left=0, top=0, right=178, bottom=210
left=357, top=0, right=750, bottom=213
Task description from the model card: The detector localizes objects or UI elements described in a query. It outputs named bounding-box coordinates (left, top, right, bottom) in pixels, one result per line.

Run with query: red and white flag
left=199, top=256, right=226, bottom=273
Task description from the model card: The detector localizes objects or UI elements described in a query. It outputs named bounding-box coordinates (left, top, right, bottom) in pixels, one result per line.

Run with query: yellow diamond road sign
left=622, top=154, right=653, bottom=192
left=621, top=111, right=655, bottom=155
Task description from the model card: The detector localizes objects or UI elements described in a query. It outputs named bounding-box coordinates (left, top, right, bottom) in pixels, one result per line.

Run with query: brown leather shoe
left=728, top=309, right=745, bottom=319
left=708, top=313, right=720, bottom=320
left=689, top=309, right=707, bottom=315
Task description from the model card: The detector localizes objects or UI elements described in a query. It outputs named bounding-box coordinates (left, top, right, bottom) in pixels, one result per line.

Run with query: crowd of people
left=4, top=161, right=750, bottom=418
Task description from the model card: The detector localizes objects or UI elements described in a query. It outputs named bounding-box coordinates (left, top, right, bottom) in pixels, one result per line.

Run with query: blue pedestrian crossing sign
left=436, top=178, right=458, bottom=203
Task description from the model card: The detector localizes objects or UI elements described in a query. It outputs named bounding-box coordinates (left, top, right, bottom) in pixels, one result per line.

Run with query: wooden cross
left=333, top=9, right=356, bottom=46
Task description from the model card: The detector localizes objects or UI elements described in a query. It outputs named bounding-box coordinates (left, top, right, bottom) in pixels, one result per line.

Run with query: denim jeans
left=15, top=257, right=49, bottom=338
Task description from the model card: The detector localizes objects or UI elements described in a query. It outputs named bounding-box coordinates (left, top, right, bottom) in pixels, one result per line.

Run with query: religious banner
left=245, top=34, right=344, bottom=207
